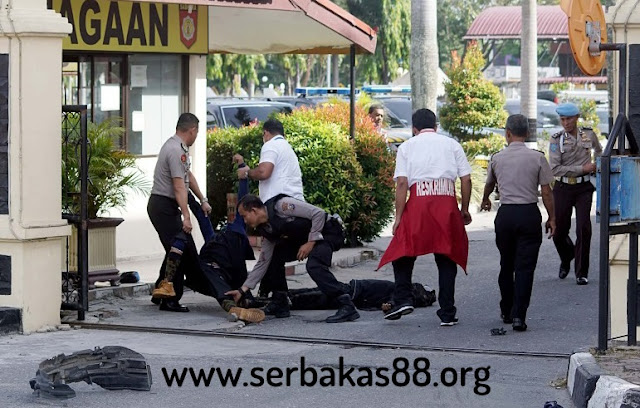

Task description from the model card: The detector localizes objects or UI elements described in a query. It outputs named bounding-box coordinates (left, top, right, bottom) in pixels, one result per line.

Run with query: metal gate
left=61, top=105, right=89, bottom=320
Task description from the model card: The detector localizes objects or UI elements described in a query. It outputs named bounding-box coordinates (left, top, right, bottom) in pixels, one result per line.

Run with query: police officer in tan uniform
left=549, top=103, right=602, bottom=285
left=482, top=114, right=556, bottom=332
left=148, top=113, right=211, bottom=312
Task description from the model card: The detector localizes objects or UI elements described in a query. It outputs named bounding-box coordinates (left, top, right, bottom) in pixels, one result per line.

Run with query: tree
left=411, top=0, right=438, bottom=111
left=437, top=0, right=559, bottom=69
left=437, top=0, right=482, bottom=68
left=347, top=0, right=411, bottom=84
left=439, top=42, right=508, bottom=141
left=206, top=54, right=266, bottom=96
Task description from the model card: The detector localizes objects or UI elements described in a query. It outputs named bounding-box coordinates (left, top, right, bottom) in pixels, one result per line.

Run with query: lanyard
left=559, top=129, right=583, bottom=154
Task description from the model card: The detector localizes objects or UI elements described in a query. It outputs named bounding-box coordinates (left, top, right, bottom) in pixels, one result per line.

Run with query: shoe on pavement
left=440, top=317, right=459, bottom=327
left=383, top=303, right=414, bottom=320
left=512, top=318, right=527, bottom=331
left=159, top=299, right=189, bottom=313
left=263, top=291, right=290, bottom=318
left=152, top=280, right=175, bottom=298
left=326, top=294, right=360, bottom=323
left=577, top=277, right=589, bottom=285
left=229, top=307, right=265, bottom=323
left=501, top=314, right=513, bottom=324
left=558, top=263, right=570, bottom=279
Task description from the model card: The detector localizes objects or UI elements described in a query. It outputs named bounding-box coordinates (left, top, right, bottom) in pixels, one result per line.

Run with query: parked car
left=480, top=99, right=562, bottom=138
left=537, top=90, right=558, bottom=104
left=207, top=99, right=294, bottom=129
left=374, top=96, right=412, bottom=126
left=263, top=96, right=317, bottom=109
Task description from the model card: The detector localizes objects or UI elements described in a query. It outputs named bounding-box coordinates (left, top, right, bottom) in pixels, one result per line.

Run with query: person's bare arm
left=239, top=162, right=275, bottom=180
left=541, top=184, right=556, bottom=238
left=392, top=177, right=409, bottom=235
left=187, top=170, right=211, bottom=216
left=172, top=178, right=192, bottom=233
left=481, top=180, right=496, bottom=212
left=460, top=174, right=472, bottom=224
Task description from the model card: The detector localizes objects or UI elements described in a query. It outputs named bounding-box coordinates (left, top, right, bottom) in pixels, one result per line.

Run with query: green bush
left=439, top=42, right=508, bottom=141
left=461, top=133, right=506, bottom=158
left=206, top=103, right=396, bottom=244
left=206, top=125, right=263, bottom=228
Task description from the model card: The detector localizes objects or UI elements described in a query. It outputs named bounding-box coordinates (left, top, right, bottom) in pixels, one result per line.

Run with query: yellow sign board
left=48, top=0, right=208, bottom=54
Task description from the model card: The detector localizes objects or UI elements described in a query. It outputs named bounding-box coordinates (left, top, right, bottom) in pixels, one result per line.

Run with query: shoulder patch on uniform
left=281, top=202, right=296, bottom=212
left=551, top=131, right=562, bottom=139
left=581, top=126, right=593, bottom=130
left=550, top=143, right=559, bottom=153
left=532, top=149, right=545, bottom=154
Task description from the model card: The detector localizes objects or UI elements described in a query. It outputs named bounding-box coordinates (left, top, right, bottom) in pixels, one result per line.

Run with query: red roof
left=465, top=5, right=568, bottom=40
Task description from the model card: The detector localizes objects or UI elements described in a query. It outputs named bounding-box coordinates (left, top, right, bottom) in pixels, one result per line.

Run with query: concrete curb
left=91, top=247, right=381, bottom=299
left=284, top=247, right=380, bottom=276
left=568, top=352, right=640, bottom=408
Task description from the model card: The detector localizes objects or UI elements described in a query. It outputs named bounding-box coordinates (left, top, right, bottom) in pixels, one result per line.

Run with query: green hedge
left=206, top=102, right=395, bottom=244
left=461, top=133, right=506, bottom=158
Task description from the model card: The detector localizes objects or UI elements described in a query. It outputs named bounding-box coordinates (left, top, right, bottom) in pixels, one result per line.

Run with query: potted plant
left=62, top=117, right=150, bottom=287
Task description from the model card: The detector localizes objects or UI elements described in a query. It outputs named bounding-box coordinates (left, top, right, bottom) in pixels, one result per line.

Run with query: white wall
left=0, top=0, right=72, bottom=332
left=111, top=55, right=208, bottom=262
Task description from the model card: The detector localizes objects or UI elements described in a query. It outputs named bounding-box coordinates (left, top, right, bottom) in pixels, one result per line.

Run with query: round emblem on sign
left=182, top=16, right=195, bottom=41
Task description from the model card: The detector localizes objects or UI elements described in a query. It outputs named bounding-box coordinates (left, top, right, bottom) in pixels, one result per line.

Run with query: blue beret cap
left=556, top=102, right=580, bottom=117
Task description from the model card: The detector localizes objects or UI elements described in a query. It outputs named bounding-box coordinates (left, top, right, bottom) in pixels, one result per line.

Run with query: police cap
left=556, top=102, right=580, bottom=117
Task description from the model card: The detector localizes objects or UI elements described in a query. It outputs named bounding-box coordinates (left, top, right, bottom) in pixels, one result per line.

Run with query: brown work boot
left=151, top=280, right=175, bottom=299
left=228, top=307, right=266, bottom=324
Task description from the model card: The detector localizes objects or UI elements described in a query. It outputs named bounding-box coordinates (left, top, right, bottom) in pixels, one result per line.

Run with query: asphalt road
left=0, top=208, right=598, bottom=407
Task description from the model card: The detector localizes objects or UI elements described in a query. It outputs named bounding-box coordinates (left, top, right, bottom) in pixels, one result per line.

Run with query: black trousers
left=262, top=239, right=350, bottom=299
left=196, top=264, right=234, bottom=305
left=147, top=194, right=199, bottom=301
left=552, top=181, right=594, bottom=279
left=392, top=254, right=457, bottom=321
left=495, top=204, right=542, bottom=320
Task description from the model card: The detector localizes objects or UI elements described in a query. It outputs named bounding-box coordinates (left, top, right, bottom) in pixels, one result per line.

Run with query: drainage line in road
left=72, top=322, right=571, bottom=359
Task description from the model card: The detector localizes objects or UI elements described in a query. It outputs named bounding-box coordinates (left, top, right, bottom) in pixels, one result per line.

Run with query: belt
left=556, top=175, right=591, bottom=185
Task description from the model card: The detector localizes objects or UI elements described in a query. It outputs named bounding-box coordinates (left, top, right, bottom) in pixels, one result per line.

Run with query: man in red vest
left=378, top=108, right=472, bottom=326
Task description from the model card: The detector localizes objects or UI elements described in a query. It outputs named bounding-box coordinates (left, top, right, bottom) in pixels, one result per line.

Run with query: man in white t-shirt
left=236, top=119, right=304, bottom=202
left=378, top=108, right=472, bottom=326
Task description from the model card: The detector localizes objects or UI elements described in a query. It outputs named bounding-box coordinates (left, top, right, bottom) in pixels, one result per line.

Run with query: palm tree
left=521, top=0, right=538, bottom=143
left=411, top=0, right=439, bottom=113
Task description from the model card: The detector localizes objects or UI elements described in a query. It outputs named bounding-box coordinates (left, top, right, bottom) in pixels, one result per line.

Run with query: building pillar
left=0, top=0, right=72, bottom=333
left=188, top=55, right=208, bottom=194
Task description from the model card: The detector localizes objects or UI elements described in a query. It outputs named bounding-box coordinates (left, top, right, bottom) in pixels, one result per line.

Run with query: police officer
left=225, top=194, right=359, bottom=323
left=549, top=102, right=602, bottom=285
left=147, top=113, right=211, bottom=312
left=482, top=114, right=556, bottom=332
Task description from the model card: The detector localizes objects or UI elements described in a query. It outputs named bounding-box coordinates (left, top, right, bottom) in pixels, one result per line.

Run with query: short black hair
left=176, top=113, right=199, bottom=132
left=237, top=194, right=265, bottom=212
left=368, top=104, right=384, bottom=114
left=505, top=114, right=529, bottom=138
left=263, top=119, right=285, bottom=137
left=412, top=108, right=437, bottom=131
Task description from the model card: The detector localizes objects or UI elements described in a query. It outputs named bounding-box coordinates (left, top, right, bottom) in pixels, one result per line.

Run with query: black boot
left=263, top=291, right=290, bottom=318
left=326, top=294, right=360, bottom=323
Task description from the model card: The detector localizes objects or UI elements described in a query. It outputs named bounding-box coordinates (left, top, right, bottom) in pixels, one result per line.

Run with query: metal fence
left=61, top=105, right=89, bottom=320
